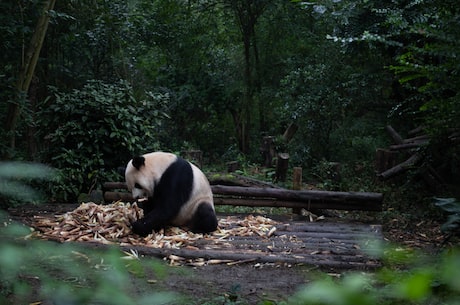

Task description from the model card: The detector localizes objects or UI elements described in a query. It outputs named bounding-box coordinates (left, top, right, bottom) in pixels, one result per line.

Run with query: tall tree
left=224, top=0, right=270, bottom=153
left=3, top=0, right=56, bottom=156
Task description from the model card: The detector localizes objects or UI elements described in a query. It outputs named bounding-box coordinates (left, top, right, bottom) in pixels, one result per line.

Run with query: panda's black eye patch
left=134, top=183, right=143, bottom=189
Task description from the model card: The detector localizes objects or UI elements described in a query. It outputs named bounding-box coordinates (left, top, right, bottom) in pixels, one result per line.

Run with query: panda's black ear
left=132, top=156, right=145, bottom=170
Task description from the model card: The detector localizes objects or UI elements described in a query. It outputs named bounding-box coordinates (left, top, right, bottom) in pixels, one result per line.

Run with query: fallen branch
left=377, top=153, right=423, bottom=180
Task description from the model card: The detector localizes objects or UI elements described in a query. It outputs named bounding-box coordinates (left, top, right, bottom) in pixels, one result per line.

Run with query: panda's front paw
left=131, top=219, right=152, bottom=237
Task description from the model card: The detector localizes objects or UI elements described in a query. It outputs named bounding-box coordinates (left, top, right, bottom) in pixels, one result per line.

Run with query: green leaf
left=396, top=271, right=432, bottom=301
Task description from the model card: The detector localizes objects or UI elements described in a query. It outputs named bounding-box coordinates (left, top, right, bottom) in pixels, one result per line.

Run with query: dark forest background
left=1, top=0, right=459, bottom=205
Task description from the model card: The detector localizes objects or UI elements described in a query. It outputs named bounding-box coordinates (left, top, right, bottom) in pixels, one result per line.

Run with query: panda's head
left=125, top=155, right=153, bottom=200
left=125, top=152, right=177, bottom=200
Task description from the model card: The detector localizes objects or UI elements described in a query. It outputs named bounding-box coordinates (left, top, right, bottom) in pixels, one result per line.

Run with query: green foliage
left=279, top=61, right=349, bottom=164
left=290, top=248, right=460, bottom=305
left=35, top=80, right=167, bottom=201
left=0, top=162, right=56, bottom=207
left=277, top=56, right=388, bottom=170
left=0, top=221, right=175, bottom=305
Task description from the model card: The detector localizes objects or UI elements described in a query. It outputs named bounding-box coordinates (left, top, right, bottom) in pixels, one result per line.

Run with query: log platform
left=96, top=181, right=384, bottom=269
left=120, top=218, right=382, bottom=269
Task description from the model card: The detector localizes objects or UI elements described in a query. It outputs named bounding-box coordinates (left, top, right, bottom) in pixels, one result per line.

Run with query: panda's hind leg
left=189, top=203, right=218, bottom=234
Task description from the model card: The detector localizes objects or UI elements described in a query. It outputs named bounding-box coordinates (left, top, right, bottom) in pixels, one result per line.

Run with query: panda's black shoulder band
left=132, top=156, right=145, bottom=170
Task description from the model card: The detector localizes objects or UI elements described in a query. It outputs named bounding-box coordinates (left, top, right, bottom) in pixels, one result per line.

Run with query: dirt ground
left=161, top=263, right=313, bottom=304
left=4, top=203, right=450, bottom=304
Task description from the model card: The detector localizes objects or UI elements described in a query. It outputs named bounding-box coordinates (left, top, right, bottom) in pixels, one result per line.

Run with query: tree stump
left=275, top=153, right=289, bottom=182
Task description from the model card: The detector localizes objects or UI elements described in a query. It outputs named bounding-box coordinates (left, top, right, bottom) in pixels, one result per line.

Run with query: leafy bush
left=290, top=247, right=460, bottom=305
left=36, top=80, right=169, bottom=202
left=0, top=162, right=56, bottom=208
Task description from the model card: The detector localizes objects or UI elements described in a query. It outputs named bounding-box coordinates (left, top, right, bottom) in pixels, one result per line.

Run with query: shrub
left=36, top=80, right=169, bottom=202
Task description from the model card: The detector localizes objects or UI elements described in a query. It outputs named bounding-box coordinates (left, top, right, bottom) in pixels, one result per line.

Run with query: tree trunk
left=4, top=0, right=56, bottom=155
left=226, top=0, right=268, bottom=154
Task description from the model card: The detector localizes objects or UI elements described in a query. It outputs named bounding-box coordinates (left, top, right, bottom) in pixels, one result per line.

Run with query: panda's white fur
left=125, top=151, right=217, bottom=236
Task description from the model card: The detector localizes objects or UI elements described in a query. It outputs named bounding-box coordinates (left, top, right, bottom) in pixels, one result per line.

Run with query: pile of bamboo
left=31, top=202, right=279, bottom=249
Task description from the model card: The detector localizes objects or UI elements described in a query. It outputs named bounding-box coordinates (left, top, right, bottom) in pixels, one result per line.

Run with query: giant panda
left=125, top=151, right=218, bottom=236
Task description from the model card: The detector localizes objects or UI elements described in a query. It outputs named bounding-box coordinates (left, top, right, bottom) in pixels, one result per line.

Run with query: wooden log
left=385, top=125, right=404, bottom=144
left=408, top=126, right=424, bottom=136
left=275, top=153, right=289, bottom=182
left=212, top=185, right=382, bottom=208
left=104, top=190, right=382, bottom=211
left=116, top=245, right=380, bottom=269
left=402, top=134, right=430, bottom=144
left=103, top=182, right=383, bottom=211
left=389, top=140, right=429, bottom=150
left=377, top=153, right=423, bottom=180
left=211, top=185, right=382, bottom=203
